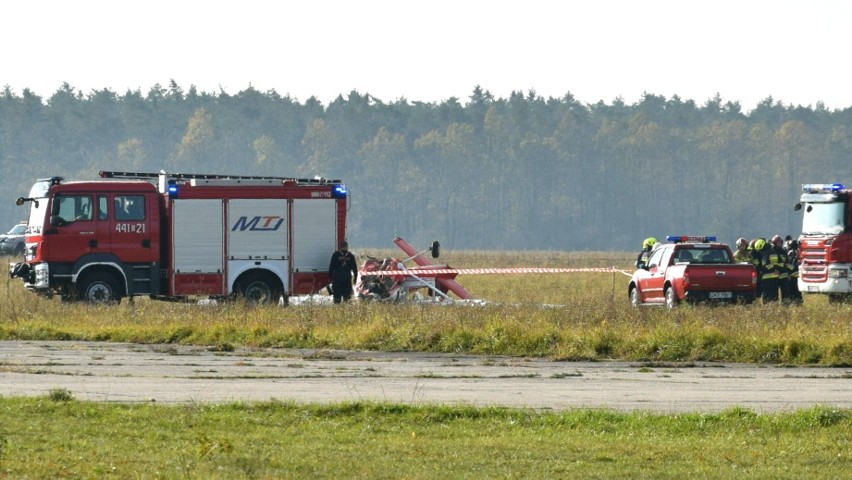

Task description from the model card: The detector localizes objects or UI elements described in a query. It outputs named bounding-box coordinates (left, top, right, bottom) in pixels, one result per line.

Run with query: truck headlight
left=828, top=268, right=848, bottom=278
left=33, top=263, right=49, bottom=288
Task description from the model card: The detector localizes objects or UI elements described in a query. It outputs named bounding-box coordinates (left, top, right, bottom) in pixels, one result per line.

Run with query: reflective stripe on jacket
left=761, top=250, right=785, bottom=280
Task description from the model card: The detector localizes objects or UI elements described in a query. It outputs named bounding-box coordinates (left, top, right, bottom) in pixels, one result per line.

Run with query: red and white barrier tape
left=361, top=267, right=633, bottom=277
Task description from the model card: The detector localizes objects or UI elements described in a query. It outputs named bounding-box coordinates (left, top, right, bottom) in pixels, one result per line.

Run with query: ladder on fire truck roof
left=99, top=171, right=342, bottom=185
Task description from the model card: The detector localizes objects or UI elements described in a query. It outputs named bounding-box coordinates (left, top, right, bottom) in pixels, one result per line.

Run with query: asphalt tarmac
left=1, top=340, right=850, bottom=412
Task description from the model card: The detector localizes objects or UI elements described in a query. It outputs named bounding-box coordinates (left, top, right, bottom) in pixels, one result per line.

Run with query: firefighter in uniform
left=749, top=238, right=766, bottom=300
left=784, top=238, right=803, bottom=304
left=328, top=241, right=358, bottom=303
left=760, top=236, right=786, bottom=303
left=733, top=237, right=751, bottom=263
left=635, top=237, right=657, bottom=269
left=770, top=235, right=790, bottom=301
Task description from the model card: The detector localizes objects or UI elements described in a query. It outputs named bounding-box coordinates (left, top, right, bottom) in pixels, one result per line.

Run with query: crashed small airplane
left=352, top=236, right=629, bottom=304
left=355, top=237, right=475, bottom=302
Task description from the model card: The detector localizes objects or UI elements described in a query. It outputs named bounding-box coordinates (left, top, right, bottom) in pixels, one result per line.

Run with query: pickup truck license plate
left=709, top=292, right=732, bottom=299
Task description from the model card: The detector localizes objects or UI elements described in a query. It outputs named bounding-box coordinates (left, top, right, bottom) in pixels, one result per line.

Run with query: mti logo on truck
left=231, top=216, right=285, bottom=232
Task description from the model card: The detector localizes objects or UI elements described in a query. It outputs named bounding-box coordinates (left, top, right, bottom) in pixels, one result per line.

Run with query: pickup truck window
left=696, top=249, right=731, bottom=263
left=674, top=248, right=732, bottom=264
left=647, top=247, right=665, bottom=268
left=674, top=250, right=694, bottom=263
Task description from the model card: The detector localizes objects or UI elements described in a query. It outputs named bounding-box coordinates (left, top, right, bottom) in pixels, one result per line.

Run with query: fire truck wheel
left=238, top=273, right=282, bottom=305
left=664, top=287, right=678, bottom=309
left=828, top=293, right=852, bottom=304
left=77, top=272, right=123, bottom=304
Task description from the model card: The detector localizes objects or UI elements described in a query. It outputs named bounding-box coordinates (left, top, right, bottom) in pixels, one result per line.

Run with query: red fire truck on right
left=795, top=183, right=852, bottom=301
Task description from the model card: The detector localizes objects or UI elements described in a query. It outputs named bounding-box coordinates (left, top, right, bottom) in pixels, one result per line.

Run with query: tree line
left=2, top=81, right=851, bottom=252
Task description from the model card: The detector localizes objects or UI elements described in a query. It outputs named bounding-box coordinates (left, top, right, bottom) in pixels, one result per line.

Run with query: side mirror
left=15, top=197, right=39, bottom=208
left=430, top=241, right=440, bottom=258
left=794, top=203, right=802, bottom=211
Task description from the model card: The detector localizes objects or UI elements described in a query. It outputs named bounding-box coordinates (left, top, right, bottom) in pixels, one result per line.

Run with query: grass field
left=1, top=251, right=851, bottom=478
left=0, top=398, right=849, bottom=478
left=1, top=250, right=850, bottom=365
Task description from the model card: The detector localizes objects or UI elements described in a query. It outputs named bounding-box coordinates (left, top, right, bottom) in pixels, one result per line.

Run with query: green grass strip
left=0, top=397, right=849, bottom=478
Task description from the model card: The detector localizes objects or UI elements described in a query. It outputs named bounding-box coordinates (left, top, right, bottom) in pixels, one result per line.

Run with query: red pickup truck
left=628, top=236, right=757, bottom=308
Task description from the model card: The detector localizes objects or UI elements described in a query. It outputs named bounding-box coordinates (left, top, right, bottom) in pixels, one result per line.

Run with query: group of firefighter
left=636, top=235, right=803, bottom=304
left=732, top=235, right=802, bottom=304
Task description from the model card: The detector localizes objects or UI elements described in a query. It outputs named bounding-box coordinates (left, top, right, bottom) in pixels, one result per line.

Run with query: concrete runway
left=1, top=340, right=850, bottom=412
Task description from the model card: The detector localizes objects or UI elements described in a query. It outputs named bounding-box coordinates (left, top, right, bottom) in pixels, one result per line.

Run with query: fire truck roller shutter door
left=171, top=199, right=226, bottom=296
left=292, top=199, right=337, bottom=273
left=173, top=199, right=224, bottom=273
left=226, top=199, right=290, bottom=297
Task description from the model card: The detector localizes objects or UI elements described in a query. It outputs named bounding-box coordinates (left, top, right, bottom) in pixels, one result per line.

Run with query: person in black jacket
left=328, top=241, right=358, bottom=303
left=784, top=238, right=803, bottom=304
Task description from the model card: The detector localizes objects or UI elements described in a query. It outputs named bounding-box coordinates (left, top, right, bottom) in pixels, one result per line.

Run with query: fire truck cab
left=795, top=183, right=852, bottom=301
left=11, top=171, right=348, bottom=304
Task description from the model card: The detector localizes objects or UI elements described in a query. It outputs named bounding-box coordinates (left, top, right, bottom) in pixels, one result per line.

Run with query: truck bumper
left=11, top=262, right=50, bottom=292
left=798, top=268, right=852, bottom=294
left=683, top=290, right=755, bottom=304
left=798, top=277, right=852, bottom=294
left=799, top=262, right=852, bottom=294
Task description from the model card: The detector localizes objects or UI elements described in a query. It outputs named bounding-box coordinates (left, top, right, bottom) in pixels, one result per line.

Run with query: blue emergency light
left=167, top=179, right=179, bottom=197
left=802, top=183, right=844, bottom=193
left=332, top=183, right=348, bottom=198
left=666, top=235, right=717, bottom=243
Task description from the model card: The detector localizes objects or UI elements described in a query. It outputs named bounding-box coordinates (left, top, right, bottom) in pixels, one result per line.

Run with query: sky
left=3, top=0, right=852, bottom=111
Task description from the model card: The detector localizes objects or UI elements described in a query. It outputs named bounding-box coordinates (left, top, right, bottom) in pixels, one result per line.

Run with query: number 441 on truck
left=9, top=171, right=349, bottom=304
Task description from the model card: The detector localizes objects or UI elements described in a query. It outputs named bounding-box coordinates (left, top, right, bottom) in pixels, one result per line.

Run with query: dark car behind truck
left=0, top=222, right=26, bottom=256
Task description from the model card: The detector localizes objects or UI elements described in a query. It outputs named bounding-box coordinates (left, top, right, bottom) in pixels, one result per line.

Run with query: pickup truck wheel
left=78, top=272, right=123, bottom=304
left=664, top=287, right=678, bottom=309
left=629, top=287, right=642, bottom=307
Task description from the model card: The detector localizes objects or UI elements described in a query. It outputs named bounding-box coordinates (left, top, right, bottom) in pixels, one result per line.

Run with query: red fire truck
left=10, top=171, right=349, bottom=304
left=795, top=183, right=852, bottom=301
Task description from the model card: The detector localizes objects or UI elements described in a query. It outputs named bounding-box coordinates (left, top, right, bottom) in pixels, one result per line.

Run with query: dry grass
left=1, top=253, right=850, bottom=478
left=1, top=251, right=851, bottom=365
